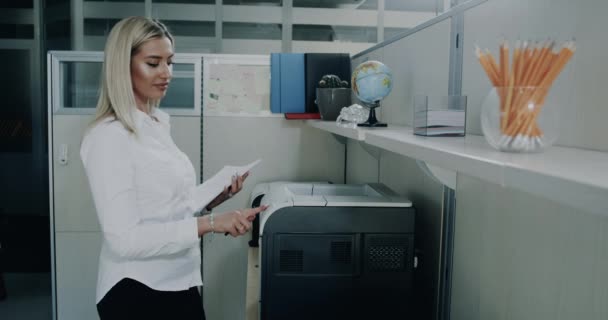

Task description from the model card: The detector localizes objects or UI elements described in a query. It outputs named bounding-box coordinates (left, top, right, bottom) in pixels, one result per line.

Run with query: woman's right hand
left=214, top=205, right=268, bottom=237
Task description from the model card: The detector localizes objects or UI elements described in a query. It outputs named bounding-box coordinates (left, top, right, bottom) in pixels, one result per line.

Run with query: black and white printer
left=249, top=182, right=416, bottom=320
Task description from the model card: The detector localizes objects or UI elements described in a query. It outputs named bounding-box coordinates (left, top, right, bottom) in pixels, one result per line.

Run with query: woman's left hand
left=206, top=171, right=249, bottom=210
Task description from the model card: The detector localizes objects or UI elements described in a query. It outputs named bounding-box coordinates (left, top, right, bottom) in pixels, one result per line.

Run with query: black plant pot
left=315, top=88, right=352, bottom=121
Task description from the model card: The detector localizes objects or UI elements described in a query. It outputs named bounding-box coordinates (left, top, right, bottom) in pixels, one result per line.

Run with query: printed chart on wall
left=203, top=55, right=274, bottom=117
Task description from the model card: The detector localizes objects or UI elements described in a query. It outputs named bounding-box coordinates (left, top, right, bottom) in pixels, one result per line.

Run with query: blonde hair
left=91, top=16, right=174, bottom=133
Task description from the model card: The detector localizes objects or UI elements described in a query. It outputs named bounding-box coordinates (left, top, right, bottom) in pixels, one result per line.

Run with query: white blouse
left=80, top=108, right=206, bottom=303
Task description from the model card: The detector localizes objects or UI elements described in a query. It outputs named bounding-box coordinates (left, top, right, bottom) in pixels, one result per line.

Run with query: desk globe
left=351, top=60, right=393, bottom=127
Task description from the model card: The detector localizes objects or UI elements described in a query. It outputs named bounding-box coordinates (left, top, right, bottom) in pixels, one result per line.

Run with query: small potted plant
left=315, top=75, right=351, bottom=121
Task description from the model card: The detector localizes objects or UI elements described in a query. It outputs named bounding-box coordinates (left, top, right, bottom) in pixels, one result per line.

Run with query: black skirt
left=97, top=278, right=206, bottom=320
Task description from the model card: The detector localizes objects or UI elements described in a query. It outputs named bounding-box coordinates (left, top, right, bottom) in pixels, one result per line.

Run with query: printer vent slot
left=280, top=250, right=303, bottom=273
left=330, top=241, right=352, bottom=264
left=367, top=236, right=408, bottom=272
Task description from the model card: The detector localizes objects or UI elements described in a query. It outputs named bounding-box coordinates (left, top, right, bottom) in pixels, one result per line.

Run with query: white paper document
left=191, top=159, right=261, bottom=211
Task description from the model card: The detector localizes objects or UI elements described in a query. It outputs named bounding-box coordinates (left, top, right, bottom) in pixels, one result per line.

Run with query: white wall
left=346, top=0, right=608, bottom=317
left=462, top=0, right=608, bottom=152
left=452, top=173, right=608, bottom=320
left=378, top=18, right=452, bottom=126
left=452, top=0, right=608, bottom=318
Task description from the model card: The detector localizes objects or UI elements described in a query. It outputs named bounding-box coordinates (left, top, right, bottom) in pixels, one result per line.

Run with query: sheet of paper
left=191, top=159, right=262, bottom=210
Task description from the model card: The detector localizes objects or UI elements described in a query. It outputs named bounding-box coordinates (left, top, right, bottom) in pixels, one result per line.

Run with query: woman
left=80, top=16, right=266, bottom=319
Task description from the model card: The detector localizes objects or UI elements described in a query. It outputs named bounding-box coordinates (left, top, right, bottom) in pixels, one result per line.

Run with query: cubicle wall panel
left=345, top=139, right=380, bottom=184
left=348, top=13, right=452, bottom=320
left=351, top=47, right=384, bottom=67
left=169, top=116, right=202, bottom=182
left=378, top=150, right=444, bottom=320
left=52, top=115, right=201, bottom=232
left=379, top=18, right=451, bottom=127
left=202, top=117, right=344, bottom=187
left=462, top=0, right=608, bottom=152
left=451, top=173, right=608, bottom=320
left=55, top=232, right=102, bottom=320
left=456, top=2, right=608, bottom=317
left=52, top=115, right=98, bottom=232
left=351, top=18, right=450, bottom=126
left=202, top=116, right=345, bottom=320
left=345, top=133, right=445, bottom=320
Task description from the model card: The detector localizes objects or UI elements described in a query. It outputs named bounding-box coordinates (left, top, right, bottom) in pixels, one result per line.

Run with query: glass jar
left=481, top=86, right=559, bottom=152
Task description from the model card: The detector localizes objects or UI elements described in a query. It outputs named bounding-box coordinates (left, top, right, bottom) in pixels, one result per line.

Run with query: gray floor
left=0, top=273, right=52, bottom=320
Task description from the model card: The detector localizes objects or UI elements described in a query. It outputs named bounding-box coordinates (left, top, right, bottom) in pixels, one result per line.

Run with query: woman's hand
left=205, top=172, right=249, bottom=211
left=215, top=205, right=268, bottom=237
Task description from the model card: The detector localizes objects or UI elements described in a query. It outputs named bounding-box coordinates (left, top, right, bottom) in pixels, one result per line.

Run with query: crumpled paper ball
left=336, top=104, right=369, bottom=128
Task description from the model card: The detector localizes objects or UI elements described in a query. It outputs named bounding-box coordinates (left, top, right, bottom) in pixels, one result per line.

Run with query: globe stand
left=358, top=101, right=387, bottom=127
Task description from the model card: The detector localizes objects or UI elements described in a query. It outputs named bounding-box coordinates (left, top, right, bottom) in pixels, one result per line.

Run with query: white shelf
left=307, top=120, right=608, bottom=216
left=307, top=120, right=368, bottom=141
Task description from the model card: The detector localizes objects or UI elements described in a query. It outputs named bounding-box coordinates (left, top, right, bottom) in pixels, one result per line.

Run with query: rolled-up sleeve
left=81, top=125, right=199, bottom=259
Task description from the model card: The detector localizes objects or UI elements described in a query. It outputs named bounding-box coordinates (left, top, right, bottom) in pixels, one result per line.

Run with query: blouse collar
left=133, top=107, right=170, bottom=129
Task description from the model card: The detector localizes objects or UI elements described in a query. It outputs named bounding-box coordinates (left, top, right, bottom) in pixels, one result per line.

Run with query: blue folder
left=270, top=53, right=305, bottom=113
left=270, top=53, right=281, bottom=113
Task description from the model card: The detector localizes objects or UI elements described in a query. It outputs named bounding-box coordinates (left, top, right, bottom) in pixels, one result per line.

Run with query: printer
left=249, top=182, right=416, bottom=320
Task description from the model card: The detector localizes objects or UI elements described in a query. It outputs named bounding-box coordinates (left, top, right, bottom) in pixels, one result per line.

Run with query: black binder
left=304, top=53, right=351, bottom=113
